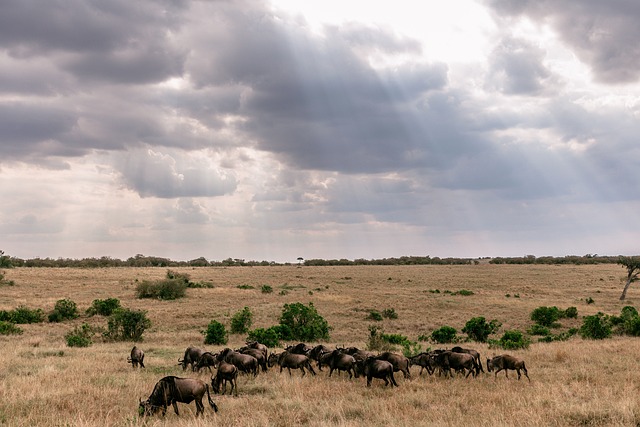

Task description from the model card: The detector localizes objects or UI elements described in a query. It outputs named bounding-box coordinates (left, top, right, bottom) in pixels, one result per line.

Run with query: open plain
left=1, top=264, right=640, bottom=426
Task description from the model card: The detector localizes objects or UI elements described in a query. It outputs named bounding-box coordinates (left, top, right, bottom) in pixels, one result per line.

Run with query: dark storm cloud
left=485, top=0, right=640, bottom=83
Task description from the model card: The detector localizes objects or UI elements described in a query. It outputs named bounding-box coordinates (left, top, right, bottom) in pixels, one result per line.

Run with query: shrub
left=237, top=285, right=254, bottom=290
left=246, top=326, right=281, bottom=348
left=203, top=320, right=228, bottom=345
left=585, top=297, right=595, bottom=304
left=279, top=302, right=330, bottom=341
left=367, top=310, right=383, bottom=321
left=496, top=330, right=530, bottom=349
left=0, top=321, right=22, bottom=335
left=136, top=279, right=187, bottom=300
left=462, top=316, right=501, bottom=342
left=104, top=308, right=151, bottom=341
left=430, top=326, right=458, bottom=343
left=530, top=306, right=563, bottom=327
left=528, top=324, right=550, bottom=336
left=65, top=323, right=93, bottom=347
left=454, top=289, right=474, bottom=296
left=564, top=306, right=578, bottom=319
left=367, top=325, right=419, bottom=356
left=580, top=313, right=611, bottom=340
left=166, top=269, right=191, bottom=284
left=86, top=298, right=121, bottom=316
left=11, top=306, right=45, bottom=324
left=610, top=306, right=640, bottom=336
left=230, top=306, right=253, bottom=334
left=382, top=308, right=398, bottom=319
left=261, top=285, right=273, bottom=294
left=48, top=299, right=79, bottom=322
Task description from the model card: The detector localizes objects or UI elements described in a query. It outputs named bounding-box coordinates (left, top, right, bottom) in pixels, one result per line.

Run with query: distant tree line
left=0, top=251, right=630, bottom=268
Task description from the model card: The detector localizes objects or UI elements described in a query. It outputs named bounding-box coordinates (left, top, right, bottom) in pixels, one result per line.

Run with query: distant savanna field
left=1, top=264, right=640, bottom=426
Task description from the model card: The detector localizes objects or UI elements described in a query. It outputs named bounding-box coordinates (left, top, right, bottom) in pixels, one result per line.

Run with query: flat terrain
left=1, top=264, right=639, bottom=426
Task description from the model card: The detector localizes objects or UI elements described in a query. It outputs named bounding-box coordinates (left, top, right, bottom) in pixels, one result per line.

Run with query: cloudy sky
left=1, top=0, right=639, bottom=262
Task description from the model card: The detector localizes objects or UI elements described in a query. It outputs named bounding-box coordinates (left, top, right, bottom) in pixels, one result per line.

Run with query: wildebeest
left=409, top=352, right=435, bottom=375
left=285, top=343, right=312, bottom=355
left=238, top=347, right=268, bottom=372
left=360, top=357, right=398, bottom=387
left=211, top=361, right=238, bottom=395
left=139, top=376, right=218, bottom=417
left=216, top=348, right=258, bottom=376
left=324, top=349, right=358, bottom=379
left=244, top=341, right=268, bottom=358
left=487, top=354, right=530, bottom=381
left=343, top=347, right=374, bottom=362
left=178, top=346, right=206, bottom=372
left=374, top=352, right=411, bottom=379
left=269, top=351, right=317, bottom=377
left=433, top=351, right=476, bottom=378
left=195, top=352, right=218, bottom=374
left=309, top=344, right=332, bottom=367
left=451, top=346, right=484, bottom=374
left=127, top=345, right=145, bottom=368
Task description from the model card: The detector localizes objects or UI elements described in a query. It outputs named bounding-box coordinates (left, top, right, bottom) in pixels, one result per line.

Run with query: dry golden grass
left=1, top=264, right=639, bottom=426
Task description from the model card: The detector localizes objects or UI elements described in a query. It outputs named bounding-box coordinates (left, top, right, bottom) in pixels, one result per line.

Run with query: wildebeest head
left=138, top=398, right=157, bottom=417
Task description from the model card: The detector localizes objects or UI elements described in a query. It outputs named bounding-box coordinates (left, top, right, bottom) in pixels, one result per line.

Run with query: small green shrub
left=279, top=302, right=330, bottom=341
left=65, top=323, right=93, bottom=347
left=230, top=306, right=253, bottom=334
left=585, top=297, right=595, bottom=304
left=454, top=289, right=474, bottom=296
left=0, top=321, right=23, bottom=335
left=496, top=330, right=530, bottom=349
left=382, top=308, right=398, bottom=319
left=462, top=316, right=501, bottom=342
left=261, top=285, right=273, bottom=294
left=203, top=320, right=228, bottom=345
left=530, top=306, right=563, bottom=327
left=48, top=299, right=78, bottom=322
left=367, top=310, right=383, bottom=321
left=610, top=306, right=640, bottom=336
left=564, top=306, right=578, bottom=319
left=136, top=279, right=187, bottom=300
left=246, top=326, right=281, bottom=347
left=86, top=298, right=121, bottom=316
left=528, top=324, right=551, bottom=336
left=104, top=308, right=151, bottom=342
left=580, top=313, right=611, bottom=340
left=237, top=284, right=254, bottom=290
left=10, top=306, right=45, bottom=324
left=430, top=326, right=458, bottom=343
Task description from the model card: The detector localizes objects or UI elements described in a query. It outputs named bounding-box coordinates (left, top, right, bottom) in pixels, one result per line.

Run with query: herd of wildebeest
left=133, top=341, right=530, bottom=418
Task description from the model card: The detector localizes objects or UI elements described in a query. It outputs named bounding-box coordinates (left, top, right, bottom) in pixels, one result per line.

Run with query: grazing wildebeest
left=487, top=354, right=530, bottom=381
left=325, top=349, right=358, bottom=379
left=409, top=352, right=435, bottom=376
left=374, top=352, right=411, bottom=379
left=211, top=361, right=238, bottom=395
left=178, top=347, right=206, bottom=372
left=238, top=347, right=268, bottom=372
left=216, top=348, right=258, bottom=376
left=452, top=346, right=484, bottom=374
left=361, top=357, right=398, bottom=387
left=285, top=343, right=312, bottom=355
left=127, top=346, right=145, bottom=368
left=139, top=376, right=218, bottom=417
left=195, top=352, right=218, bottom=374
left=433, top=351, right=476, bottom=378
left=269, top=351, right=317, bottom=377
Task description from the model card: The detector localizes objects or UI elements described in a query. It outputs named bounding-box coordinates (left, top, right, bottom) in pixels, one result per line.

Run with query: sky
left=1, top=0, right=639, bottom=263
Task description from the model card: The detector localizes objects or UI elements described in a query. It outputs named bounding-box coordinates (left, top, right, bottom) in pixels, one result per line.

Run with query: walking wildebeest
left=374, top=352, right=411, bottom=379
left=211, top=361, right=238, bottom=395
left=285, top=343, right=313, bottom=355
left=269, top=351, right=317, bottom=377
left=217, top=348, right=258, bottom=376
left=409, top=352, right=435, bottom=376
left=127, top=346, right=145, bottom=368
left=433, top=351, right=476, bottom=378
left=243, top=341, right=268, bottom=358
left=139, top=376, right=218, bottom=417
left=452, top=346, right=484, bottom=374
left=324, top=349, right=358, bottom=379
left=195, top=352, right=218, bottom=374
left=178, top=346, right=206, bottom=372
left=487, top=354, right=530, bottom=381
left=361, top=357, right=398, bottom=387
left=238, top=347, right=268, bottom=372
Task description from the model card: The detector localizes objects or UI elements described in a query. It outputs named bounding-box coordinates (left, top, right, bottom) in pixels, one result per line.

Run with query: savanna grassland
left=1, top=264, right=640, bottom=427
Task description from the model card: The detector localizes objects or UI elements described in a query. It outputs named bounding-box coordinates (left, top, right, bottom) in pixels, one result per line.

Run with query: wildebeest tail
left=206, top=384, right=219, bottom=412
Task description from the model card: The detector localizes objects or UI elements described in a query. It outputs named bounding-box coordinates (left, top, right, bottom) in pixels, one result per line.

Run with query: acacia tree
left=619, top=257, right=640, bottom=300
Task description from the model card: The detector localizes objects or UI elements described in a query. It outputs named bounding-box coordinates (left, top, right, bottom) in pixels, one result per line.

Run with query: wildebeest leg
left=300, top=366, right=306, bottom=377
left=307, top=362, right=316, bottom=376
left=139, top=360, right=145, bottom=369
left=329, top=367, right=334, bottom=377
left=366, top=376, right=372, bottom=387
left=522, top=364, right=530, bottom=382
left=172, top=401, right=180, bottom=416
left=195, top=398, right=204, bottom=416
left=287, top=367, right=292, bottom=376
left=390, top=371, right=398, bottom=387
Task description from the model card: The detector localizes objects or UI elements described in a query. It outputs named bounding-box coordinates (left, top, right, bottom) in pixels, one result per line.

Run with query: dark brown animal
left=139, top=376, right=218, bottom=417
left=178, top=347, right=206, bottom=372
left=361, top=357, right=398, bottom=387
left=270, top=351, right=316, bottom=377
left=316, top=350, right=334, bottom=371
left=309, top=344, right=332, bottom=365
left=487, top=354, right=530, bottom=381
left=216, top=348, right=258, bottom=376
left=325, top=349, right=358, bottom=379
left=238, top=347, right=268, bottom=372
left=244, top=341, right=268, bottom=358
left=433, top=351, right=476, bottom=378
left=374, top=352, right=411, bottom=379
left=127, top=346, right=145, bottom=368
left=285, top=343, right=312, bottom=355
left=451, top=346, right=484, bottom=374
left=409, top=352, right=435, bottom=375
left=195, top=352, right=218, bottom=374
left=211, top=361, right=238, bottom=395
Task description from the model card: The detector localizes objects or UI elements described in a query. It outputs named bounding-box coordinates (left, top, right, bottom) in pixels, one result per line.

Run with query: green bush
left=136, top=279, right=187, bottom=300
left=528, top=324, right=551, bottom=336
left=104, top=308, right=151, bottom=341
left=462, top=316, right=501, bottom=342
left=430, top=326, right=458, bottom=343
left=366, top=325, right=419, bottom=356
left=246, top=326, right=281, bottom=347
left=48, top=298, right=79, bottom=322
left=230, top=306, right=253, bottom=334
left=454, top=289, right=474, bottom=296
left=237, top=284, right=254, bottom=290
left=382, top=308, right=398, bottom=319
left=367, top=310, right=383, bottom=321
left=0, top=321, right=23, bottom=335
left=86, top=298, right=121, bottom=316
left=496, top=330, right=530, bottom=349
left=65, top=323, right=93, bottom=347
left=580, top=313, right=611, bottom=340
left=530, top=306, right=563, bottom=327
left=10, top=306, right=45, bottom=324
left=279, top=302, right=330, bottom=341
left=610, top=306, right=640, bottom=336
left=203, top=320, right=228, bottom=345
left=564, top=306, right=578, bottom=319
left=261, top=285, right=273, bottom=294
